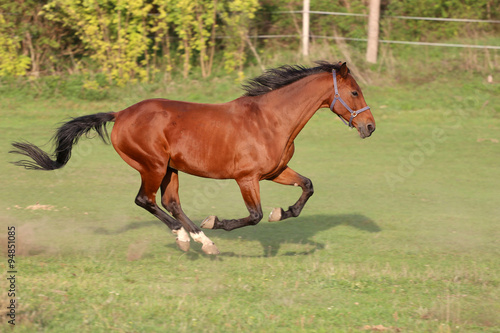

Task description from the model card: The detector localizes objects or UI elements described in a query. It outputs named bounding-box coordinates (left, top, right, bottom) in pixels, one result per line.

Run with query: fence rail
left=239, top=34, right=500, bottom=50
left=275, top=8, right=500, bottom=60
left=278, top=10, right=500, bottom=24
left=310, top=36, right=500, bottom=50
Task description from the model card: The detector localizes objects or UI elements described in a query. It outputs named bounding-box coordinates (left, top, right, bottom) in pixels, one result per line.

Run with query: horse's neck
left=261, top=74, right=332, bottom=142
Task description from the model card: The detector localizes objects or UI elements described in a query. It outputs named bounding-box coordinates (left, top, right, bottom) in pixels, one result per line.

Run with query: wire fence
left=272, top=10, right=500, bottom=50
left=278, top=10, right=500, bottom=24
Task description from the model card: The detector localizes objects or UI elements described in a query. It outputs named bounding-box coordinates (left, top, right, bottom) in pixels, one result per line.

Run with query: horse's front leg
left=201, top=177, right=263, bottom=231
left=267, top=166, right=314, bottom=222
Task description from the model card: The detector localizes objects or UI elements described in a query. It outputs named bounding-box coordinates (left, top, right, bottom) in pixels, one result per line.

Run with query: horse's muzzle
left=358, top=122, right=376, bottom=138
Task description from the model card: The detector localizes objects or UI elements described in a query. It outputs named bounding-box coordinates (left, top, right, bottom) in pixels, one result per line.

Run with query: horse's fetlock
left=249, top=210, right=263, bottom=225
left=303, top=178, right=314, bottom=194
left=289, top=205, right=301, bottom=217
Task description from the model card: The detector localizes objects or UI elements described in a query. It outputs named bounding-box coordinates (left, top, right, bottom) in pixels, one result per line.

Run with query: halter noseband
left=329, top=69, right=370, bottom=128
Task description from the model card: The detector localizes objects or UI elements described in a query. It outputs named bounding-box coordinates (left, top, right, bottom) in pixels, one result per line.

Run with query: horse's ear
left=340, top=62, right=349, bottom=78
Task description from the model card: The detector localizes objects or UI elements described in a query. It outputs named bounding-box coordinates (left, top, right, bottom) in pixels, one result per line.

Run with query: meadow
left=0, top=61, right=499, bottom=332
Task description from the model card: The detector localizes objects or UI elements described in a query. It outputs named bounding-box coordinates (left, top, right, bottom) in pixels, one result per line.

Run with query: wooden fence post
left=366, top=0, right=381, bottom=63
left=302, top=0, right=310, bottom=56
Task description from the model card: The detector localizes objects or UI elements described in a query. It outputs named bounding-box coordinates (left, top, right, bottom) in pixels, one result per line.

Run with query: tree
left=43, top=0, right=152, bottom=85
left=220, top=0, right=259, bottom=78
left=0, top=12, right=31, bottom=76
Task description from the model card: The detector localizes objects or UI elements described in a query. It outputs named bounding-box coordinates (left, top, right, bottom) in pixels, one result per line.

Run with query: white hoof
left=268, top=208, right=282, bottom=222
left=190, top=231, right=219, bottom=255
left=201, top=215, right=216, bottom=229
left=176, top=239, right=190, bottom=252
left=172, top=227, right=190, bottom=252
left=201, top=243, right=220, bottom=255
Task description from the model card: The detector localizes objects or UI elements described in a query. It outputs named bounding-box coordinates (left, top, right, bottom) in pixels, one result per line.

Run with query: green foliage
left=163, top=0, right=218, bottom=78
left=220, top=0, right=259, bottom=76
left=0, top=13, right=31, bottom=76
left=43, top=0, right=153, bottom=86
left=39, top=0, right=260, bottom=83
left=0, top=0, right=79, bottom=76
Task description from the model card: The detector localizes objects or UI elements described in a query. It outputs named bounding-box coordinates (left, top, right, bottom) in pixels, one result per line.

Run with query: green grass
left=0, top=69, right=499, bottom=332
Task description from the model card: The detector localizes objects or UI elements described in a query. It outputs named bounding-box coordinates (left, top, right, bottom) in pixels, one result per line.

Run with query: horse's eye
left=351, top=91, right=359, bottom=97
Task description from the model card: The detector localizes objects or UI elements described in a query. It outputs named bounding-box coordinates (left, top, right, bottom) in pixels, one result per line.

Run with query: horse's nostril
left=367, top=123, right=375, bottom=134
left=366, top=123, right=375, bottom=134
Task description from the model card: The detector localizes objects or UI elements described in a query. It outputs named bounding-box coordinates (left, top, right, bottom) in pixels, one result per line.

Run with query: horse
left=10, top=61, right=375, bottom=255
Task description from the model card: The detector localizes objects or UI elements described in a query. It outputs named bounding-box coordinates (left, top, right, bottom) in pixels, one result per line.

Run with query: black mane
left=242, top=61, right=345, bottom=97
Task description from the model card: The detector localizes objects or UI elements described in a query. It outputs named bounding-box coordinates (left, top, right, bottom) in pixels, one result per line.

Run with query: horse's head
left=329, top=62, right=375, bottom=138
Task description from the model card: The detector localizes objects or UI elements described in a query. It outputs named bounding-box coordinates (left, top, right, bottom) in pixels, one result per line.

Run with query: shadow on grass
left=91, top=214, right=380, bottom=258
left=92, top=221, right=159, bottom=235
left=211, top=213, right=380, bottom=257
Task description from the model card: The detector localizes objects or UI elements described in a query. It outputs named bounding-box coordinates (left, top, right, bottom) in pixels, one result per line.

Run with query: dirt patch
left=126, top=240, right=149, bottom=261
left=0, top=224, right=47, bottom=257
left=25, top=203, right=57, bottom=211
left=6, top=203, right=69, bottom=211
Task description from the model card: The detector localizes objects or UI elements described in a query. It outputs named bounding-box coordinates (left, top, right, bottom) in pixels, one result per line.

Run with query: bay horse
left=10, top=61, right=375, bottom=255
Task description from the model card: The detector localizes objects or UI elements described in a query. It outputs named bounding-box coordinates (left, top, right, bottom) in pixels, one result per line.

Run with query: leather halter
left=329, top=69, right=370, bottom=128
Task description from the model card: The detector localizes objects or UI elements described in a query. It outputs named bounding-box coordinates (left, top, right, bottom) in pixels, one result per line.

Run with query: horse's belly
left=167, top=140, right=239, bottom=179
left=168, top=139, right=291, bottom=181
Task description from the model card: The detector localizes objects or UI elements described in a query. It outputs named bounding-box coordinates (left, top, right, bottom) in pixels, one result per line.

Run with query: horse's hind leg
left=111, top=126, right=205, bottom=253
left=267, top=167, right=314, bottom=222
left=161, top=167, right=219, bottom=255
left=135, top=170, right=183, bottom=232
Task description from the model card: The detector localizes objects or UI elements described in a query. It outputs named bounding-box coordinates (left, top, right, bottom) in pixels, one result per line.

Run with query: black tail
left=10, top=112, right=116, bottom=170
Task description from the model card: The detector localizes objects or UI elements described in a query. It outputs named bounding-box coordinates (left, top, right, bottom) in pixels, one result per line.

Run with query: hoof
left=201, top=215, right=216, bottom=229
left=176, top=239, right=190, bottom=252
left=201, top=242, right=220, bottom=255
left=268, top=208, right=282, bottom=222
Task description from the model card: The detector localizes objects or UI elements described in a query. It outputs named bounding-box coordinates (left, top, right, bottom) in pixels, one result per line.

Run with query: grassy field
left=0, top=68, right=499, bottom=332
